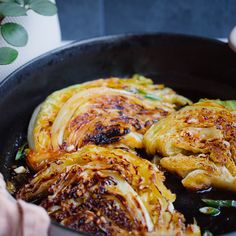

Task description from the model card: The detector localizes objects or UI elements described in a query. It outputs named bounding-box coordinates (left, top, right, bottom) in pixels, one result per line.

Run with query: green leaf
left=218, top=100, right=236, bottom=111
left=0, top=2, right=27, bottom=16
left=199, top=99, right=236, bottom=111
left=29, top=0, right=57, bottom=16
left=1, top=23, right=28, bottom=47
left=0, top=47, right=18, bottom=64
left=15, top=0, right=24, bottom=5
left=199, top=207, right=220, bottom=216
left=23, top=0, right=32, bottom=4
left=202, top=199, right=236, bottom=208
left=15, top=143, right=27, bottom=160
left=203, top=230, right=213, bottom=236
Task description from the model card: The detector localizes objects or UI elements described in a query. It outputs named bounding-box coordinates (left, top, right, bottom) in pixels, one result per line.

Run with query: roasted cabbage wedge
left=17, top=145, right=200, bottom=236
left=27, top=76, right=191, bottom=170
left=144, top=100, right=236, bottom=191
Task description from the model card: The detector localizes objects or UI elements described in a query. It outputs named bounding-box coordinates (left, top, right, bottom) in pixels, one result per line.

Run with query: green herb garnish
left=136, top=89, right=162, bottom=101
left=199, top=207, right=220, bottom=216
left=202, top=199, right=236, bottom=208
left=144, top=93, right=161, bottom=101
left=15, top=143, right=27, bottom=161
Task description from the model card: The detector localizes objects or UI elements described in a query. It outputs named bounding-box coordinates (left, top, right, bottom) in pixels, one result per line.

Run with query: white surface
left=228, top=26, right=236, bottom=53
left=0, top=9, right=61, bottom=80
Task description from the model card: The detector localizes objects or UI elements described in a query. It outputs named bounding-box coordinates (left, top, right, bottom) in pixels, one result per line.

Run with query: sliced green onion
left=15, top=143, right=27, bottom=161
left=144, top=93, right=161, bottom=101
left=199, top=207, right=220, bottom=216
left=126, top=87, right=162, bottom=101
left=203, top=230, right=213, bottom=236
left=202, top=199, right=236, bottom=208
left=136, top=89, right=162, bottom=101
left=136, top=88, right=146, bottom=95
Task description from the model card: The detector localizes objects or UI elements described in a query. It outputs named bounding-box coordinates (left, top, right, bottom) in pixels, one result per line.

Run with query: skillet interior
left=0, top=34, right=236, bottom=235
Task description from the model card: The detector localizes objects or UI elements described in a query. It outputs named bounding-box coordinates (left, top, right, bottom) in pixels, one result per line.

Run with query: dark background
left=56, top=0, right=236, bottom=41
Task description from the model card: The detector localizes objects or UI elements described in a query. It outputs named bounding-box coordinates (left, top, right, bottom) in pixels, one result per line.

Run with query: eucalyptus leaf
left=15, top=0, right=24, bottom=5
left=29, top=0, right=57, bottom=16
left=1, top=22, right=28, bottom=47
left=0, top=47, right=18, bottom=64
left=0, top=2, right=27, bottom=16
left=23, top=0, right=32, bottom=4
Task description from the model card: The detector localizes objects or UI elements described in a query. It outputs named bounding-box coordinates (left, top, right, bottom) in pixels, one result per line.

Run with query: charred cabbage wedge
left=17, top=145, right=200, bottom=236
left=27, top=75, right=191, bottom=171
left=144, top=100, right=236, bottom=191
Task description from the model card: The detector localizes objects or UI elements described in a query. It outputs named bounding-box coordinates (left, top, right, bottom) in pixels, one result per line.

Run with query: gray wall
left=57, top=0, right=236, bottom=40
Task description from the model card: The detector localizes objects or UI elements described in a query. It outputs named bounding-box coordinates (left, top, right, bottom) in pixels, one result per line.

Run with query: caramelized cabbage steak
left=27, top=75, right=190, bottom=171
left=17, top=145, right=200, bottom=236
left=144, top=100, right=236, bottom=191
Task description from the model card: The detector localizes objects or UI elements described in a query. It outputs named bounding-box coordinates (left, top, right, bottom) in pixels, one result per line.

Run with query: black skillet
left=0, top=33, right=236, bottom=236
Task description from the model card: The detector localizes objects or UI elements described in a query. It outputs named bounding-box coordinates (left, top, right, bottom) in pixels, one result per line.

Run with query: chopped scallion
left=136, top=89, right=162, bottom=101
left=15, top=143, right=27, bottom=161
left=199, top=207, right=220, bottom=216
left=202, top=199, right=236, bottom=208
left=144, top=93, right=161, bottom=101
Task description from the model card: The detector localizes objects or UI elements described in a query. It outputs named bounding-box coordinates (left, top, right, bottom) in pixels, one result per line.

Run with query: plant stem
left=0, top=16, right=4, bottom=24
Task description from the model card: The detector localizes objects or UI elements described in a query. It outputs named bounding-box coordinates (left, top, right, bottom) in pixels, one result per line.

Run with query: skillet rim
left=0, top=33, right=235, bottom=236
left=0, top=32, right=228, bottom=89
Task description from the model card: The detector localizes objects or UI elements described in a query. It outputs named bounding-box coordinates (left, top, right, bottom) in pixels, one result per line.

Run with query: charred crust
left=84, top=124, right=130, bottom=145
left=63, top=94, right=170, bottom=149
left=41, top=173, right=137, bottom=235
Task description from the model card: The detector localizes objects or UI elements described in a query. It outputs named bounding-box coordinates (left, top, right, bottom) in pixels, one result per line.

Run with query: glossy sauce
left=165, top=172, right=236, bottom=235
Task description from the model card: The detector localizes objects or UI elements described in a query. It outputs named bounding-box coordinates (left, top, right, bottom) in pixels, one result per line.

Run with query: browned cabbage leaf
left=27, top=75, right=191, bottom=170
left=17, top=145, right=200, bottom=236
left=144, top=100, right=236, bottom=191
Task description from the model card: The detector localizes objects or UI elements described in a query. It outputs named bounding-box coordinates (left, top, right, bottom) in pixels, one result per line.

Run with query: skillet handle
left=229, top=26, right=236, bottom=52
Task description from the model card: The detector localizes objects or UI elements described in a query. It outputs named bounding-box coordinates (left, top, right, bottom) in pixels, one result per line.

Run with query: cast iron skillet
left=0, top=33, right=236, bottom=236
